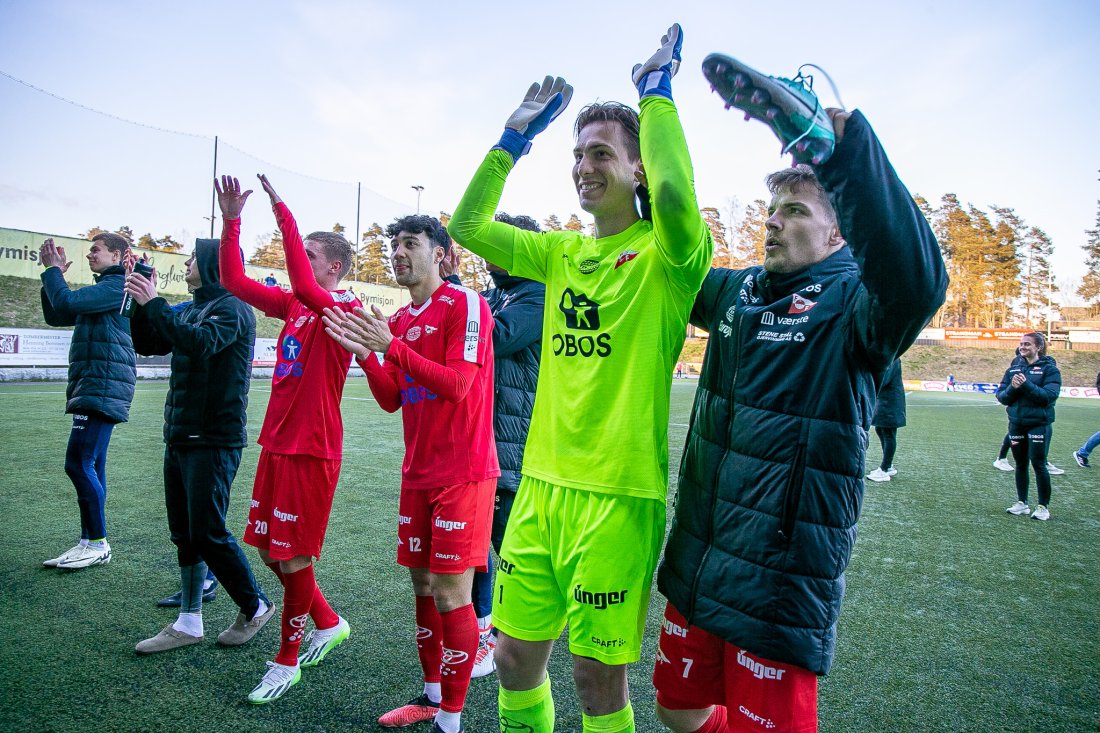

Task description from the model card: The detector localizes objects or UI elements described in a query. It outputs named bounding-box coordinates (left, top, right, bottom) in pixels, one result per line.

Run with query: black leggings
left=998, top=433, right=1012, bottom=460
left=875, top=427, right=897, bottom=471
left=1008, top=423, right=1051, bottom=506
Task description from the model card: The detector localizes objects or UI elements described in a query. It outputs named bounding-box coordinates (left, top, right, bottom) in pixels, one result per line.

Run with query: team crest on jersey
left=788, top=294, right=817, bottom=314
left=406, top=326, right=422, bottom=341
left=578, top=258, right=600, bottom=274
left=615, top=250, right=639, bottom=269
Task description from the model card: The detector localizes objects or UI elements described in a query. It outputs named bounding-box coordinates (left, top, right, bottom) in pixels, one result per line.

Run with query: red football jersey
left=365, top=281, right=500, bottom=489
left=259, top=290, right=360, bottom=459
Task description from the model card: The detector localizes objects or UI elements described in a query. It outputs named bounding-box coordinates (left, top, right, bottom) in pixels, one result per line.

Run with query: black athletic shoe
left=1073, top=450, right=1090, bottom=468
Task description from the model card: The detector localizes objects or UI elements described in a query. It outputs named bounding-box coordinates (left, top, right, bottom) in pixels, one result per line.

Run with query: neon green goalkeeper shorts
left=492, top=475, right=665, bottom=665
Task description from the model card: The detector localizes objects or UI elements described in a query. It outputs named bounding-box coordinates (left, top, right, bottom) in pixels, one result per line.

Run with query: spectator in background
left=265, top=273, right=278, bottom=287
left=994, top=346, right=1065, bottom=475
left=867, top=359, right=906, bottom=482
left=38, top=234, right=136, bottom=571
left=997, top=332, right=1061, bottom=521
left=1071, top=370, right=1100, bottom=468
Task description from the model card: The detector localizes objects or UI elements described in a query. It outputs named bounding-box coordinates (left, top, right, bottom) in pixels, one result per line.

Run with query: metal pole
left=412, top=185, right=424, bottom=214
left=209, top=136, right=219, bottom=238
left=1047, top=268, right=1053, bottom=343
left=354, top=182, right=362, bottom=280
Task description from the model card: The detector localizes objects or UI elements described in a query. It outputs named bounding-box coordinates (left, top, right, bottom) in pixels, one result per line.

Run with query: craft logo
left=439, top=295, right=455, bottom=305
left=788, top=294, right=817, bottom=314
left=615, top=250, right=639, bottom=269
left=578, top=258, right=600, bottom=274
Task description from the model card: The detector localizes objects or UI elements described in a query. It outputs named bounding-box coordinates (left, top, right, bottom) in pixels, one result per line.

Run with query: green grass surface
left=0, top=383, right=1097, bottom=732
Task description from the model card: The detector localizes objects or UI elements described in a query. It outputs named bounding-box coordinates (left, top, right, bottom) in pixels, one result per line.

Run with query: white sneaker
left=1046, top=463, right=1065, bottom=476
left=866, top=468, right=891, bottom=482
left=886, top=466, right=898, bottom=477
left=57, top=542, right=111, bottom=569
left=993, top=458, right=1013, bottom=472
left=247, top=661, right=301, bottom=704
left=1006, top=501, right=1031, bottom=516
left=471, top=627, right=496, bottom=679
left=43, top=543, right=85, bottom=568
left=298, top=615, right=351, bottom=667
left=1031, top=505, right=1051, bottom=521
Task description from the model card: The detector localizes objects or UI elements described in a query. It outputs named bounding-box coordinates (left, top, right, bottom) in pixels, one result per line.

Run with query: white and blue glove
left=493, top=75, right=574, bottom=163
left=632, top=24, right=682, bottom=100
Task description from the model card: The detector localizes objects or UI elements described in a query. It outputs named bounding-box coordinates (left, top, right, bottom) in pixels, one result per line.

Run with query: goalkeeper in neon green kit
left=449, top=24, right=711, bottom=733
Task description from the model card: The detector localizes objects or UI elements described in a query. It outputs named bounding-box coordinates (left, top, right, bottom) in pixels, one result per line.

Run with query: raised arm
left=450, top=76, right=573, bottom=280
left=258, top=174, right=341, bottom=315
left=816, top=112, right=949, bottom=366
left=633, top=24, right=712, bottom=278
left=215, top=176, right=286, bottom=315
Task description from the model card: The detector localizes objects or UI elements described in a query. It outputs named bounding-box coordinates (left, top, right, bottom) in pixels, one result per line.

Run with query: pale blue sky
left=1, top=0, right=1097, bottom=300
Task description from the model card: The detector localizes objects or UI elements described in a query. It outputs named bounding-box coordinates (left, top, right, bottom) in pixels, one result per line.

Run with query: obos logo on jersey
left=554, top=288, right=611, bottom=358
left=276, top=335, right=304, bottom=377
left=400, top=372, right=437, bottom=404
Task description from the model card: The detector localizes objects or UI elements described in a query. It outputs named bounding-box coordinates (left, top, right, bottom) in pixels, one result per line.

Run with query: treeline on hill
left=77, top=194, right=1100, bottom=329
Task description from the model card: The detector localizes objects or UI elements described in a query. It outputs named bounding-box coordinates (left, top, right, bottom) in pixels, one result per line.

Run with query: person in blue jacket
left=39, top=233, right=136, bottom=570
left=997, top=332, right=1061, bottom=521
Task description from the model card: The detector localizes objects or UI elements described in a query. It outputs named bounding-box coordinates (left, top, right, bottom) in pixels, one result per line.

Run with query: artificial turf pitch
left=0, top=381, right=1096, bottom=732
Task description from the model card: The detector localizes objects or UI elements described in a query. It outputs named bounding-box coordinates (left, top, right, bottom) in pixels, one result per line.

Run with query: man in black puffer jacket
left=39, top=233, right=136, bottom=571
left=127, top=239, right=274, bottom=655
left=442, top=213, right=545, bottom=679
left=651, top=80, right=948, bottom=732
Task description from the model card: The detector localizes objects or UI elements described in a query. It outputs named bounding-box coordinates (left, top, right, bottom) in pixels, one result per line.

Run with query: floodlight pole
left=209, top=136, right=219, bottom=238
left=355, top=182, right=362, bottom=280
left=412, top=185, right=424, bottom=214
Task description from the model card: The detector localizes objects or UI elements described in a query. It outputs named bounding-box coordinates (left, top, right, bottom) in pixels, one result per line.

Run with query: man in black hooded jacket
left=126, top=239, right=275, bottom=655
left=651, top=81, right=948, bottom=731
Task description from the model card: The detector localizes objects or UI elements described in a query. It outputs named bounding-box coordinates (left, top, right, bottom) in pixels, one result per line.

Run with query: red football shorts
left=653, top=602, right=819, bottom=733
left=397, top=479, right=495, bottom=574
left=244, top=450, right=341, bottom=561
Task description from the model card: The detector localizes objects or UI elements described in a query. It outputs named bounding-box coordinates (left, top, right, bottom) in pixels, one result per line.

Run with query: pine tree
left=728, top=199, right=767, bottom=268
left=355, top=223, right=395, bottom=285
left=1020, top=226, right=1056, bottom=328
left=1077, top=201, right=1100, bottom=308
left=249, top=231, right=286, bottom=269
left=699, top=207, right=729, bottom=267
left=136, top=233, right=183, bottom=252
left=543, top=214, right=563, bottom=231
left=455, top=245, right=490, bottom=290
left=564, top=214, right=584, bottom=232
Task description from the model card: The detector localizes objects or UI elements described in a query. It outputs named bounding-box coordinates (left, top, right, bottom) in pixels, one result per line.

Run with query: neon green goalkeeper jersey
left=450, top=96, right=712, bottom=500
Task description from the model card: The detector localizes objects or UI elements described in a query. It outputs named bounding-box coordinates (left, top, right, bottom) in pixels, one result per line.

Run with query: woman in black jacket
left=996, top=332, right=1061, bottom=521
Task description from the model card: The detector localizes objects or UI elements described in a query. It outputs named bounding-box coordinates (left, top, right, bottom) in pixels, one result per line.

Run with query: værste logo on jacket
left=554, top=288, right=611, bottom=357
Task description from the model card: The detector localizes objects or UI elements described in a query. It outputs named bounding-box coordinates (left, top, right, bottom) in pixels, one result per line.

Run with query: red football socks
left=415, top=594, right=444, bottom=684
left=438, top=603, right=478, bottom=714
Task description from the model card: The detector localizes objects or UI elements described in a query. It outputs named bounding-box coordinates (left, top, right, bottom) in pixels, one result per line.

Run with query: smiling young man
left=214, top=174, right=359, bottom=704
left=323, top=216, right=497, bottom=733
left=39, top=233, right=136, bottom=570
left=447, top=24, right=711, bottom=733
left=651, top=56, right=948, bottom=733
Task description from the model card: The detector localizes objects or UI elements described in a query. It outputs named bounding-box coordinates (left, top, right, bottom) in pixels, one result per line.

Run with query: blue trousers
left=64, top=413, right=115, bottom=540
left=1079, top=430, right=1100, bottom=458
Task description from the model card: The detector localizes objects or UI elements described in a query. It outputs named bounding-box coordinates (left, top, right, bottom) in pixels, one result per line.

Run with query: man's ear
left=634, top=162, right=648, bottom=190
left=828, top=225, right=846, bottom=248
